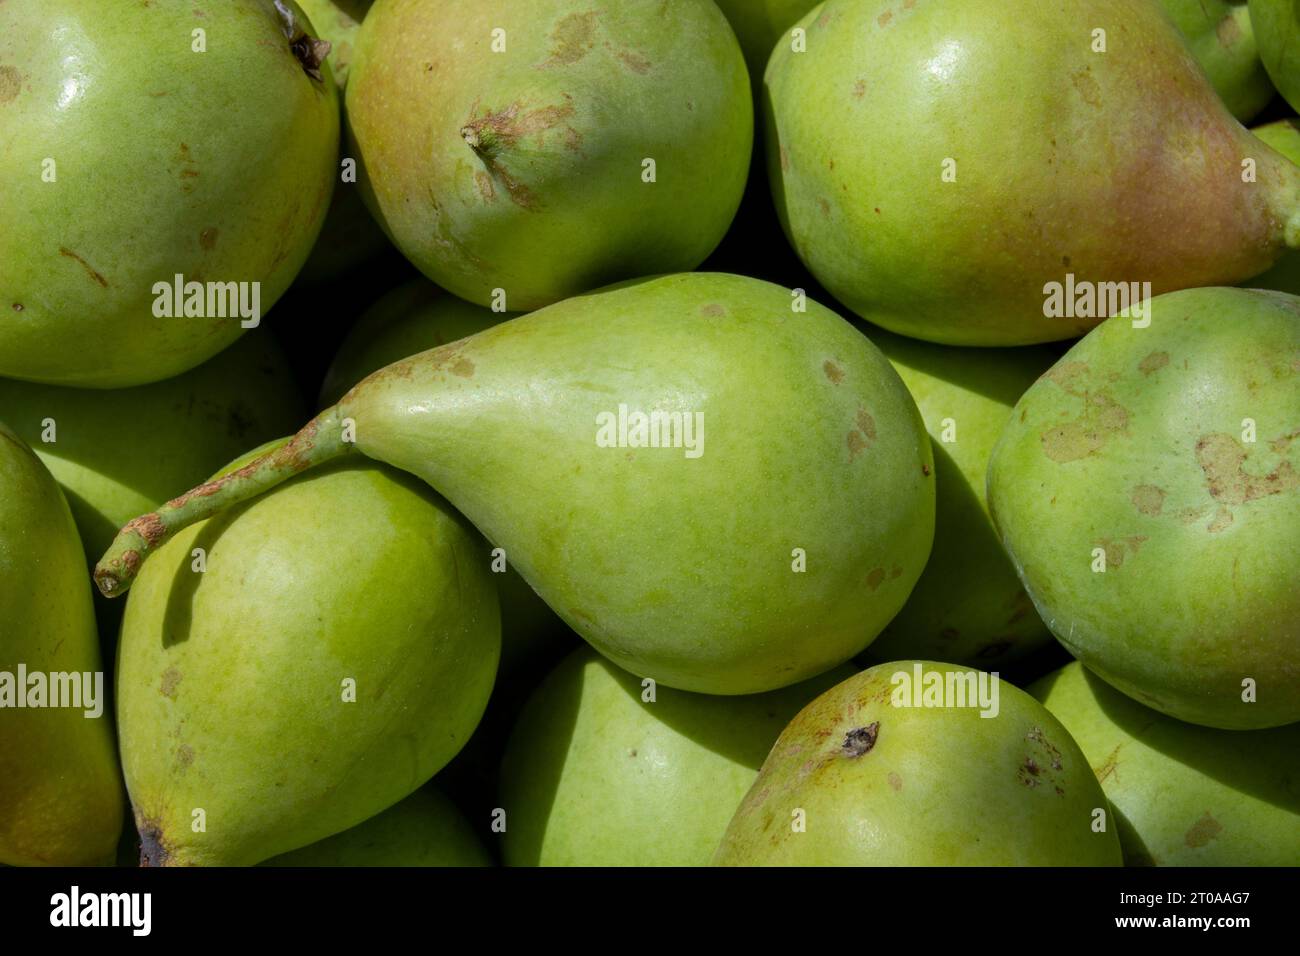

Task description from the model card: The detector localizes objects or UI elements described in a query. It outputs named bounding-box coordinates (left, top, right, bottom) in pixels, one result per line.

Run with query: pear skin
left=0, top=423, right=123, bottom=866
left=713, top=662, right=1123, bottom=865
left=765, top=0, right=1300, bottom=345
left=1032, top=662, right=1300, bottom=866
left=1250, top=0, right=1300, bottom=111
left=116, top=441, right=500, bottom=866
left=96, top=273, right=936, bottom=696
left=987, top=288, right=1300, bottom=729
left=0, top=0, right=338, bottom=387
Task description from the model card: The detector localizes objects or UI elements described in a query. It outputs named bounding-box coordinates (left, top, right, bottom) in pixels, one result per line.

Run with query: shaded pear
left=116, top=440, right=500, bottom=865
left=712, top=0, right=821, bottom=87
left=988, top=287, right=1300, bottom=729
left=1251, top=0, right=1300, bottom=110
left=0, top=423, right=123, bottom=865
left=713, top=661, right=1122, bottom=865
left=293, top=0, right=392, bottom=285
left=765, top=0, right=1300, bottom=345
left=861, top=329, right=1055, bottom=667
left=1160, top=0, right=1274, bottom=121
left=0, top=331, right=306, bottom=565
left=97, top=273, right=936, bottom=696
left=261, top=787, right=491, bottom=867
left=1031, top=662, right=1300, bottom=866
left=346, top=0, right=752, bottom=310
left=0, top=0, right=338, bottom=386
left=499, top=646, right=854, bottom=866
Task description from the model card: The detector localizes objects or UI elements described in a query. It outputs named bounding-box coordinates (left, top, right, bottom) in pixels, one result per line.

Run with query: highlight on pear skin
left=1, top=0, right=1296, bottom=911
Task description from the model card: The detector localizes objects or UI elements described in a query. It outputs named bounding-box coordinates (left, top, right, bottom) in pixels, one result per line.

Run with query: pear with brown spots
left=989, top=287, right=1300, bottom=729
left=764, top=0, right=1300, bottom=345
left=345, top=0, right=751, bottom=310
left=0, top=0, right=338, bottom=387
left=713, top=662, right=1122, bottom=865
left=96, top=273, right=935, bottom=696
left=1033, top=662, right=1300, bottom=865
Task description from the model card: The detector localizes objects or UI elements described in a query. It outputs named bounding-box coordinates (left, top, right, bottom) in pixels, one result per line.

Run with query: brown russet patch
left=1131, top=484, right=1165, bottom=516
left=1184, top=812, right=1223, bottom=848
left=544, top=11, right=597, bottom=67
left=1138, top=351, right=1169, bottom=376
left=1196, top=432, right=1299, bottom=505
left=823, top=360, right=844, bottom=383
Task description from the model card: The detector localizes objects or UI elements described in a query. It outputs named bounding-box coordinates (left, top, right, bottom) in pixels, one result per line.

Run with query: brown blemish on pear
left=1196, top=433, right=1299, bottom=504
left=1131, top=483, right=1165, bottom=515
left=544, top=11, right=598, bottom=67
left=1138, top=351, right=1169, bottom=375
left=58, top=248, right=109, bottom=288
left=1184, top=811, right=1223, bottom=848
left=0, top=65, right=21, bottom=103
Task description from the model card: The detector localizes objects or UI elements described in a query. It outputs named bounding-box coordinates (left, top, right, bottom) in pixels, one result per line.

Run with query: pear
left=1160, top=0, right=1274, bottom=121
left=765, top=0, right=1300, bottom=345
left=987, top=287, right=1300, bottom=729
left=345, top=0, right=752, bottom=311
left=116, top=441, right=500, bottom=866
left=1246, top=119, right=1300, bottom=295
left=1250, top=0, right=1300, bottom=110
left=860, top=329, right=1055, bottom=668
left=0, top=0, right=338, bottom=387
left=0, top=331, right=306, bottom=566
left=293, top=0, right=392, bottom=285
left=712, top=0, right=821, bottom=87
left=0, top=423, right=123, bottom=866
left=261, top=787, right=491, bottom=867
left=713, top=661, right=1123, bottom=865
left=96, top=273, right=936, bottom=696
left=1031, top=662, right=1300, bottom=866
left=317, top=278, right=569, bottom=675
left=499, top=646, right=853, bottom=867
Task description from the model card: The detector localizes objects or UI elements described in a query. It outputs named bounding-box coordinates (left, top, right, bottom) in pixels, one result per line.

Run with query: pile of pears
left=2, top=0, right=1296, bottom=869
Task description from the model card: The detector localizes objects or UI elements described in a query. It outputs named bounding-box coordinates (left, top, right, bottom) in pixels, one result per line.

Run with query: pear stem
left=93, top=407, right=352, bottom=598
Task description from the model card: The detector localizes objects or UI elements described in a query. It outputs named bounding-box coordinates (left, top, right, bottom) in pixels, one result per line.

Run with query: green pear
left=346, top=0, right=752, bottom=311
left=714, top=661, right=1123, bottom=865
left=116, top=440, right=500, bottom=866
left=293, top=0, right=391, bottom=285
left=0, top=0, right=338, bottom=387
left=97, top=273, right=936, bottom=696
left=317, top=278, right=570, bottom=675
left=261, top=787, right=491, bottom=867
left=1250, top=0, right=1300, bottom=110
left=500, top=646, right=854, bottom=866
left=765, top=0, right=1300, bottom=346
left=712, top=0, right=821, bottom=86
left=1160, top=0, right=1274, bottom=121
left=988, top=287, right=1300, bottom=729
left=861, top=330, right=1055, bottom=667
left=0, top=424, right=123, bottom=865
left=1246, top=118, right=1300, bottom=295
left=1031, top=662, right=1300, bottom=866
left=0, top=331, right=306, bottom=566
